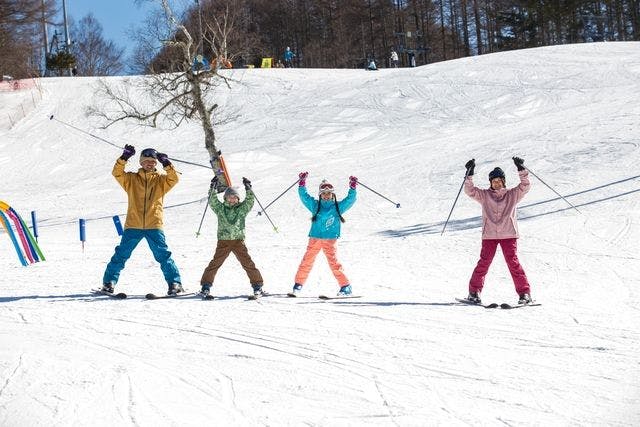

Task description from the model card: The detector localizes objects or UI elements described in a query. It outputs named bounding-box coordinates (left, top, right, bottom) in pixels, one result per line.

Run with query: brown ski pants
left=200, top=240, right=263, bottom=285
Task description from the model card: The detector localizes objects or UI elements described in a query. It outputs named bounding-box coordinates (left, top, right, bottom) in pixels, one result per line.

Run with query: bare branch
left=87, top=0, right=249, bottom=162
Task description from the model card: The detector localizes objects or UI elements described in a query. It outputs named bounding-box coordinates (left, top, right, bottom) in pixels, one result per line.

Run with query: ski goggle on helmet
left=140, top=148, right=158, bottom=159
left=318, top=180, right=335, bottom=195
left=139, top=148, right=158, bottom=165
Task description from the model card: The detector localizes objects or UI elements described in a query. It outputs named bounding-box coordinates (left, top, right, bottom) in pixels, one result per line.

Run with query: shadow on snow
left=378, top=174, right=640, bottom=238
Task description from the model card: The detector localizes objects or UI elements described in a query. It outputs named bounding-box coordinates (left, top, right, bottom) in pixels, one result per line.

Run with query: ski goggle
left=140, top=148, right=158, bottom=159
left=319, top=183, right=334, bottom=194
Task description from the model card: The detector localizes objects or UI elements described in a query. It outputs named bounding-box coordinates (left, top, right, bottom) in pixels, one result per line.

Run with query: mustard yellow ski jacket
left=112, top=158, right=179, bottom=229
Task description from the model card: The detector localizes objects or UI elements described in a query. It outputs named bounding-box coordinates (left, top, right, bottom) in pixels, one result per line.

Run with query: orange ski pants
left=294, top=238, right=349, bottom=286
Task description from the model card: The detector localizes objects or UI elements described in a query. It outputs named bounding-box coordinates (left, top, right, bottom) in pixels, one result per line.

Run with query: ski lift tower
left=41, top=0, right=49, bottom=76
left=61, top=0, right=72, bottom=75
left=45, top=0, right=74, bottom=76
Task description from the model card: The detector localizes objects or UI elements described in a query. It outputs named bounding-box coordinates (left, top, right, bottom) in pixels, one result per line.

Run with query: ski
left=318, top=295, right=362, bottom=300
left=499, top=302, right=542, bottom=309
left=209, top=151, right=232, bottom=193
left=91, top=289, right=127, bottom=299
left=145, top=292, right=197, bottom=300
left=246, top=292, right=286, bottom=300
left=455, top=297, right=498, bottom=308
left=455, top=298, right=541, bottom=309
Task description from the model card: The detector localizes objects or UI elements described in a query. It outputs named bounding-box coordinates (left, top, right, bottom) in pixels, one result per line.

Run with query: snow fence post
left=30, top=210, right=38, bottom=241
left=79, top=218, right=86, bottom=252
left=112, top=215, right=123, bottom=236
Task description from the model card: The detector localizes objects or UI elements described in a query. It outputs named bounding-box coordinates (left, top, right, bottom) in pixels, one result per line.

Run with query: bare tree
left=72, top=14, right=125, bottom=76
left=88, top=0, right=239, bottom=189
left=200, top=0, right=252, bottom=67
left=0, top=0, right=57, bottom=78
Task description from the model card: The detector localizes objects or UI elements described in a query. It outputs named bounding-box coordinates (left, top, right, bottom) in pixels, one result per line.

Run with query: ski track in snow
left=1, top=42, right=639, bottom=425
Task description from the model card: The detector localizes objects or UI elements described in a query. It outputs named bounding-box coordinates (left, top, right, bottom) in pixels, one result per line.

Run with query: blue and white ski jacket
left=298, top=186, right=356, bottom=239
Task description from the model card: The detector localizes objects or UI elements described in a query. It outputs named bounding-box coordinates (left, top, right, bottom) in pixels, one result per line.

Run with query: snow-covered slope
left=1, top=42, right=639, bottom=426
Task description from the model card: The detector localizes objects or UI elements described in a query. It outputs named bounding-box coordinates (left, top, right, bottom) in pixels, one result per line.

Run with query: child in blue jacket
left=291, top=172, right=357, bottom=296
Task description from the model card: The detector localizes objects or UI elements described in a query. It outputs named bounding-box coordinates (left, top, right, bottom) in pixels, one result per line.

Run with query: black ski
left=246, top=292, right=287, bottom=300
left=319, top=295, right=362, bottom=300
left=455, top=298, right=541, bottom=309
left=145, top=292, right=197, bottom=300
left=499, top=302, right=542, bottom=309
left=286, top=293, right=335, bottom=299
left=91, top=289, right=127, bottom=299
left=455, top=298, right=498, bottom=308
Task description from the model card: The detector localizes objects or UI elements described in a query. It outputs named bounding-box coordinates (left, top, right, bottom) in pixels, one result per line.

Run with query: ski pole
left=252, top=190, right=279, bottom=232
left=195, top=190, right=214, bottom=237
left=50, top=115, right=121, bottom=148
left=524, top=165, right=582, bottom=214
left=441, top=165, right=471, bottom=235
left=357, top=181, right=401, bottom=208
left=49, top=115, right=210, bottom=169
left=257, top=178, right=299, bottom=216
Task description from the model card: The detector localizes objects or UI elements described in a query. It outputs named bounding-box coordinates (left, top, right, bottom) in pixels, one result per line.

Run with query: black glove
left=121, top=144, right=135, bottom=161
left=242, top=177, right=252, bottom=190
left=513, top=157, right=525, bottom=171
left=465, top=159, right=475, bottom=176
left=210, top=176, right=219, bottom=190
left=156, top=152, right=171, bottom=167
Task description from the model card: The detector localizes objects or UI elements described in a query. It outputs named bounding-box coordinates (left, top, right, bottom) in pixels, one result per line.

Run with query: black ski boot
left=167, top=283, right=184, bottom=296
left=467, top=291, right=481, bottom=304
left=518, top=293, right=532, bottom=304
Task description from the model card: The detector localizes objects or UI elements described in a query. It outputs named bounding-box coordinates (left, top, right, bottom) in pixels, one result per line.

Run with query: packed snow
left=1, top=42, right=639, bottom=426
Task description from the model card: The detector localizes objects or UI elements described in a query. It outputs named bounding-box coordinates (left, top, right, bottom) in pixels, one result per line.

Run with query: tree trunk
left=189, top=73, right=217, bottom=157
left=440, top=0, right=447, bottom=60
left=472, top=0, right=483, bottom=55
left=461, top=0, right=471, bottom=56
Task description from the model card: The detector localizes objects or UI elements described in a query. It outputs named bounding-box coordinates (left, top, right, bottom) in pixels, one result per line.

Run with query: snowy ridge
left=0, top=42, right=639, bottom=425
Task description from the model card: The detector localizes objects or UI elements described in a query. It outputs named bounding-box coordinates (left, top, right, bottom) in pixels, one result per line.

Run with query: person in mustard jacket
left=101, top=145, right=183, bottom=295
left=463, top=157, right=532, bottom=305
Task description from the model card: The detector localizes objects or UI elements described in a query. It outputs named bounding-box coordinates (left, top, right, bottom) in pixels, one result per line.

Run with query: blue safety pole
left=79, top=218, right=86, bottom=251
left=30, top=210, right=39, bottom=241
left=112, top=215, right=123, bottom=236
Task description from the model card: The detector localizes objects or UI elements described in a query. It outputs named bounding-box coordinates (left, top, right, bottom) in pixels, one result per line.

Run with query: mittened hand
left=242, top=177, right=252, bottom=190
left=298, top=171, right=308, bottom=186
left=349, top=176, right=358, bottom=189
left=121, top=144, right=135, bottom=161
left=513, top=157, right=525, bottom=171
left=210, top=176, right=219, bottom=190
left=465, top=159, right=475, bottom=176
left=156, top=152, right=171, bottom=167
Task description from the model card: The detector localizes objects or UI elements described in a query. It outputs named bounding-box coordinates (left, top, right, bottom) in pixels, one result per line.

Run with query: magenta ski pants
left=468, top=238, right=530, bottom=295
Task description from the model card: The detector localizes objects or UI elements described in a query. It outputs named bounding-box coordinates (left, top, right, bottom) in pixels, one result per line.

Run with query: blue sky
left=62, top=0, right=156, bottom=56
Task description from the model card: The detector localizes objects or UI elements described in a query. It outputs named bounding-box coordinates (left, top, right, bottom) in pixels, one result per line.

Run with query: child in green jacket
left=199, top=177, right=265, bottom=297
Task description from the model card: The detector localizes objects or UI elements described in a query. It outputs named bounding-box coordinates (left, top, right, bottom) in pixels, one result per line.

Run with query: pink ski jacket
left=464, top=170, right=530, bottom=239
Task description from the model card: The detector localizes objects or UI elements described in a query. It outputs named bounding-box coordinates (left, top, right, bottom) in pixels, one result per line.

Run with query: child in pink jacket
left=463, top=157, right=532, bottom=304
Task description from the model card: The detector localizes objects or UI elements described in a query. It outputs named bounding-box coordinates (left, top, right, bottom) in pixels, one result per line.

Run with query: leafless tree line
left=148, top=0, right=640, bottom=71
left=0, top=0, right=55, bottom=79
left=2, top=0, right=638, bottom=79
left=0, top=0, right=124, bottom=79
